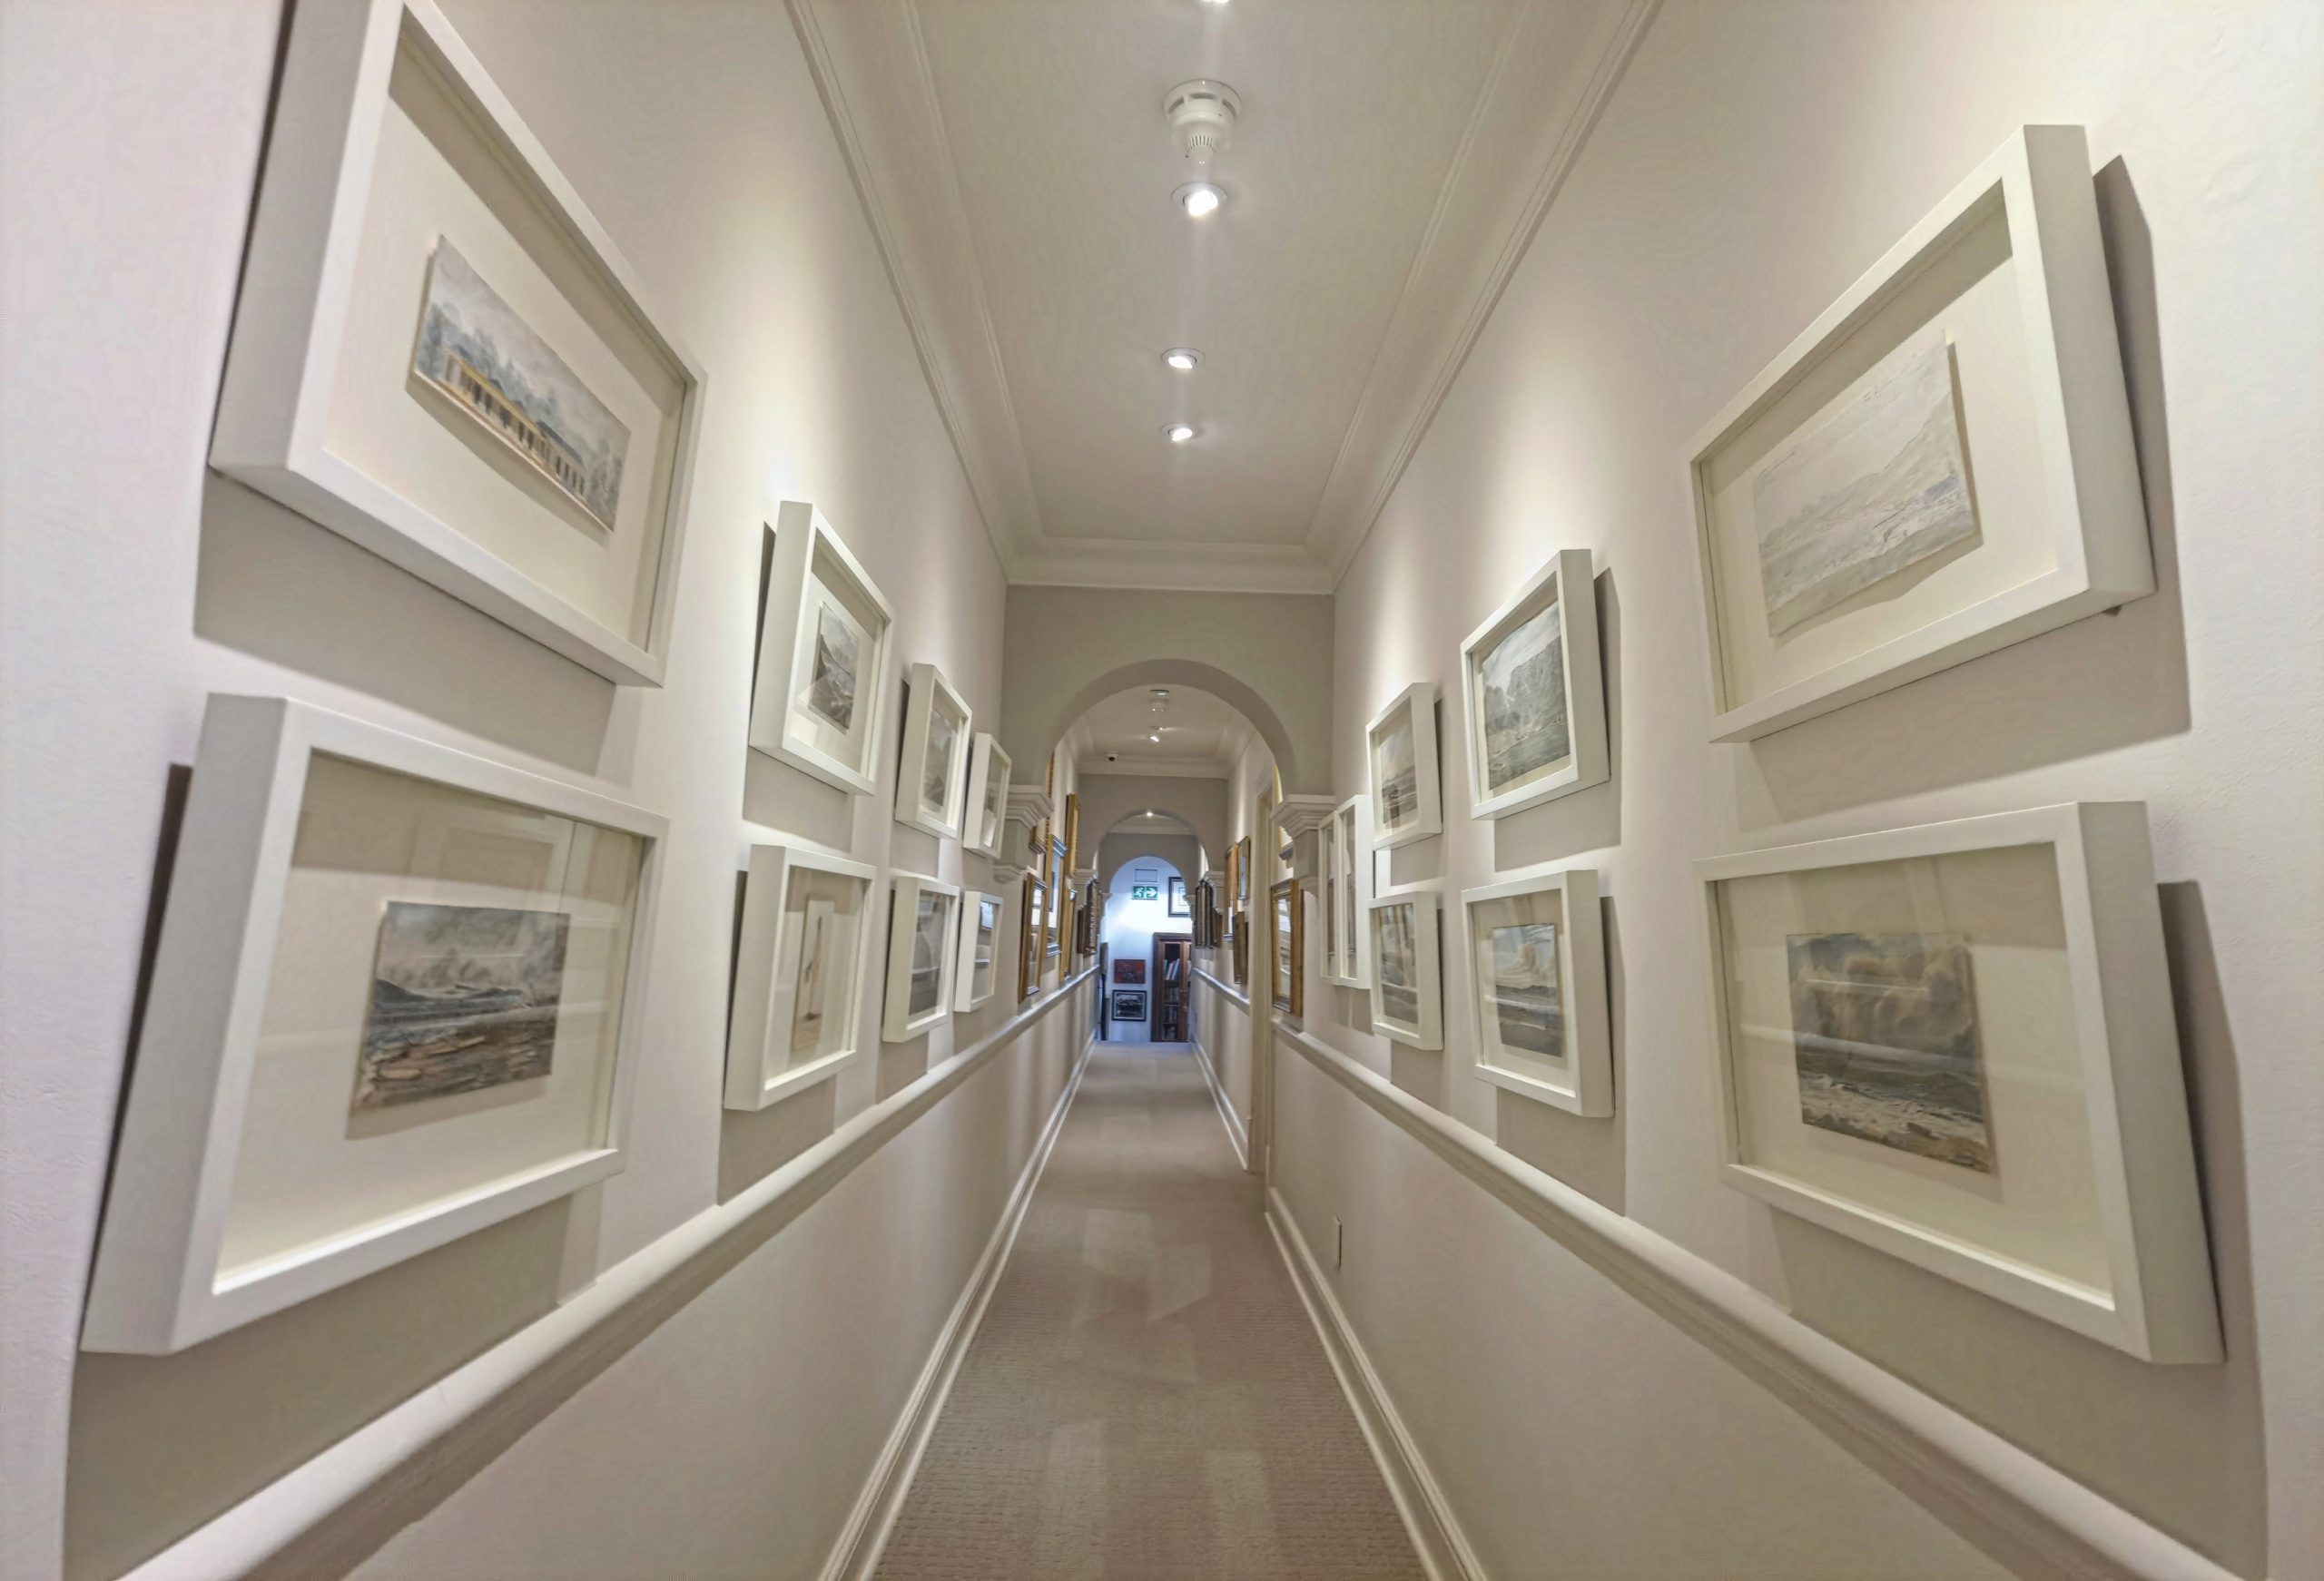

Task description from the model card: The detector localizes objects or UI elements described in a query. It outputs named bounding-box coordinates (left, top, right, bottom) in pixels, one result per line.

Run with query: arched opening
left=1096, top=849, right=1195, bottom=1046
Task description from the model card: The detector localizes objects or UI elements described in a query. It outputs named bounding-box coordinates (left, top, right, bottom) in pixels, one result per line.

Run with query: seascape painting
left=922, top=707, right=958, bottom=813
left=1375, top=904, right=1419, bottom=1026
left=909, top=891, right=950, bottom=1016
left=1479, top=601, right=1570, bottom=795
left=806, top=601, right=861, bottom=733
left=1374, top=710, right=1418, bottom=830
left=411, top=241, right=627, bottom=531
left=354, top=901, right=569, bottom=1111
left=1488, top=921, right=1561, bottom=1058
left=790, top=897, right=834, bottom=1055
left=1751, top=328, right=1979, bottom=636
left=1787, top=930, right=1992, bottom=1173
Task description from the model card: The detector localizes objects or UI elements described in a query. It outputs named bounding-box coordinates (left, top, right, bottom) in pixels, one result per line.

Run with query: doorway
left=1152, top=934, right=1192, bottom=1043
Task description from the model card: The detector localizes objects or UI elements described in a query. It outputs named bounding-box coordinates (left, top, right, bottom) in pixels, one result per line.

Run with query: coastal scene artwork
left=411, top=240, right=627, bottom=532
left=1489, top=921, right=1561, bottom=1057
left=1751, top=327, right=1978, bottom=636
left=806, top=600, right=861, bottom=733
left=1480, top=601, right=1570, bottom=795
left=923, top=707, right=958, bottom=814
left=354, top=901, right=569, bottom=1110
left=1374, top=712, right=1417, bottom=830
left=909, top=891, right=950, bottom=1016
left=1376, top=904, right=1419, bottom=1026
left=1786, top=930, right=1992, bottom=1172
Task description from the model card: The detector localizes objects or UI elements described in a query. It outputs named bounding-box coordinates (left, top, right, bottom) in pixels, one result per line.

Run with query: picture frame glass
left=906, top=889, right=955, bottom=1020
left=1470, top=579, right=1573, bottom=802
left=789, top=541, right=886, bottom=778
left=917, top=693, right=965, bottom=826
left=1370, top=702, right=1421, bottom=835
left=778, top=864, right=870, bottom=1066
left=1371, top=901, right=1423, bottom=1037
left=970, top=895, right=1000, bottom=1002
left=1272, top=880, right=1297, bottom=1012
left=1466, top=886, right=1569, bottom=1080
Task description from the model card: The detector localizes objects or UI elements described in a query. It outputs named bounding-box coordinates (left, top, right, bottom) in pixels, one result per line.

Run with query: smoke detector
left=1163, top=79, right=1240, bottom=167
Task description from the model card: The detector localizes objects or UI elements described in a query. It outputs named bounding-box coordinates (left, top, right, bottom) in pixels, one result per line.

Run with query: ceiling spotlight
left=1163, top=348, right=1202, bottom=371
left=1149, top=732, right=1162, bottom=743
left=1164, top=423, right=1196, bottom=444
left=1150, top=688, right=1170, bottom=699
left=1174, top=181, right=1224, bottom=218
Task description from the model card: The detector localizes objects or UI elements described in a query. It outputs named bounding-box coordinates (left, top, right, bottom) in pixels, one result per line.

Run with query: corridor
left=876, top=1043, right=1422, bottom=1580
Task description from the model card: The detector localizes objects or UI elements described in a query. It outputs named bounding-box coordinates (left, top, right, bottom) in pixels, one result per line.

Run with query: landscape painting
left=1787, top=930, right=1992, bottom=1173
left=909, top=891, right=950, bottom=1016
left=806, top=599, right=860, bottom=733
left=1479, top=600, right=1570, bottom=795
left=1751, top=328, right=1979, bottom=636
left=922, top=707, right=958, bottom=814
left=1488, top=921, right=1561, bottom=1058
left=1374, top=710, right=1418, bottom=830
left=354, top=901, right=569, bottom=1111
left=411, top=240, right=627, bottom=532
left=1375, top=904, right=1419, bottom=1026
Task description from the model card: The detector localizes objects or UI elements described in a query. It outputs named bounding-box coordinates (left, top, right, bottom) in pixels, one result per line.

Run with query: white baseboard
left=1266, top=1186, right=1483, bottom=1581
left=1191, top=1032, right=1249, bottom=1169
left=820, top=1029, right=1098, bottom=1581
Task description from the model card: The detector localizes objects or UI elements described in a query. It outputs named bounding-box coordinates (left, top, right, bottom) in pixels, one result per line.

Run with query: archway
left=1097, top=849, right=1196, bottom=1047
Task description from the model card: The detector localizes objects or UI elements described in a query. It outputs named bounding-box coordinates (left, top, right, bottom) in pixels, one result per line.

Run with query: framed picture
left=1367, top=888, right=1444, bottom=1050
left=1270, top=878, right=1304, bottom=1017
left=1324, top=794, right=1373, bottom=987
left=1079, top=879, right=1099, bottom=959
left=82, top=696, right=664, bottom=1353
left=881, top=874, right=960, bottom=1042
left=1222, top=845, right=1241, bottom=939
left=1697, top=803, right=2217, bottom=1360
left=208, top=0, right=703, bottom=687
left=1366, top=683, right=1443, bottom=849
left=955, top=890, right=1003, bottom=1011
left=1017, top=875, right=1046, bottom=1001
left=1459, top=867, right=1611, bottom=1116
left=962, top=733, right=1012, bottom=856
left=1115, top=958, right=1147, bottom=985
left=1236, top=836, right=1252, bottom=910
left=726, top=836, right=875, bottom=1111
left=1111, top=989, right=1148, bottom=1022
left=1459, top=550, right=1609, bottom=820
left=751, top=502, right=896, bottom=795
left=1046, top=837, right=1068, bottom=961
left=893, top=663, right=971, bottom=840
left=1686, top=125, right=2149, bottom=742
left=1231, top=917, right=1249, bottom=987
left=1168, top=876, right=1189, bottom=918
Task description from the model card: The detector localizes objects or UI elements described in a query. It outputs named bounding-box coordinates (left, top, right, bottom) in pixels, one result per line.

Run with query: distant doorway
left=1152, top=934, right=1192, bottom=1042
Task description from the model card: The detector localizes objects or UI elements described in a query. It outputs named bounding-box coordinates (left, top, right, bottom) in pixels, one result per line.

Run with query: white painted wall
left=1295, top=2, right=2321, bottom=1576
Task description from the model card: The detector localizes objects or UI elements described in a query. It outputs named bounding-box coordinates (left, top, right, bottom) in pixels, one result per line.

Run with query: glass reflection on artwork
left=1786, top=930, right=1991, bottom=1172
left=923, top=706, right=958, bottom=813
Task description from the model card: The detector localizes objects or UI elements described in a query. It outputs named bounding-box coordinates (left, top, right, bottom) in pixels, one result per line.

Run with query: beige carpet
left=875, top=1043, right=1423, bottom=1581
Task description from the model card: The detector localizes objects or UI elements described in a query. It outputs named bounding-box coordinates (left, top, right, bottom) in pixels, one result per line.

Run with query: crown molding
left=1076, top=755, right=1236, bottom=781
left=1012, top=536, right=1332, bottom=594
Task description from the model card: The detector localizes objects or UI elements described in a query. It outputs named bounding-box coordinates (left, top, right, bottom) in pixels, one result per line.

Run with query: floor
left=875, top=1042, right=1423, bottom=1581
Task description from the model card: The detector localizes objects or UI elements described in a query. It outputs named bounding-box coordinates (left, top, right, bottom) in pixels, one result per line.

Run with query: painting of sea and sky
left=1751, top=328, right=1978, bottom=636
left=354, top=901, right=569, bottom=1111
left=1786, top=930, right=1991, bottom=1173
left=1489, top=921, right=1561, bottom=1057
left=806, top=600, right=860, bottom=733
left=1376, top=904, right=1419, bottom=1026
left=1481, top=601, right=1570, bottom=796
left=411, top=241, right=628, bottom=531
left=1374, top=710, right=1418, bottom=830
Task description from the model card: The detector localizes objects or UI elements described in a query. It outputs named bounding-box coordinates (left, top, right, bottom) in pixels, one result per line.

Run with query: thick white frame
left=1366, top=887, right=1444, bottom=1051
left=881, top=873, right=961, bottom=1042
left=82, top=695, right=665, bottom=1353
left=724, top=834, right=876, bottom=1112
left=1686, top=125, right=2150, bottom=742
left=955, top=890, right=1002, bottom=1011
left=1459, top=867, right=1612, bottom=1116
left=750, top=501, right=897, bottom=796
left=1696, top=803, right=2218, bottom=1361
left=1324, top=793, right=1374, bottom=988
left=208, top=0, right=704, bottom=687
left=960, top=733, right=1011, bottom=857
left=1366, top=682, right=1443, bottom=849
left=1459, top=550, right=1609, bottom=819
left=895, top=663, right=971, bottom=840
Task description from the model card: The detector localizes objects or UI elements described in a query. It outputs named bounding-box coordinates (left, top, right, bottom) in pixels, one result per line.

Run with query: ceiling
left=793, top=0, right=1654, bottom=592
left=1065, top=683, right=1250, bottom=776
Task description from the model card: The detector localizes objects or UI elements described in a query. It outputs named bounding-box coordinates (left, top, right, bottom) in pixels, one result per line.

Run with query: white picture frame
left=1459, top=550, right=1609, bottom=820
left=208, top=0, right=704, bottom=687
left=1366, top=887, right=1444, bottom=1051
left=1366, top=682, right=1443, bottom=850
left=1459, top=867, right=1612, bottom=1116
left=724, top=835, right=876, bottom=1112
left=895, top=663, right=972, bottom=840
left=81, top=695, right=665, bottom=1353
left=750, top=501, right=897, bottom=796
left=955, top=890, right=1003, bottom=1011
left=1324, top=793, right=1374, bottom=988
left=1686, top=125, right=2150, bottom=741
left=1695, top=803, right=2218, bottom=1361
left=881, top=873, right=961, bottom=1042
left=961, top=733, right=1012, bottom=857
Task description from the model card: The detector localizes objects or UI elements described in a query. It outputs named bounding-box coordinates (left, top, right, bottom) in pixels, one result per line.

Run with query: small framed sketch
left=1018, top=875, right=1047, bottom=1001
left=1459, top=551, right=1609, bottom=819
left=896, top=663, right=971, bottom=839
left=1270, top=878, right=1305, bottom=1018
left=752, top=502, right=897, bottom=795
left=962, top=734, right=1012, bottom=856
left=1697, top=803, right=2218, bottom=1361
left=1459, top=868, right=1611, bottom=1116
left=726, top=837, right=876, bottom=1110
left=1324, top=794, right=1373, bottom=987
left=1235, top=836, right=1253, bottom=911
left=1687, top=125, right=2150, bottom=741
left=881, top=875, right=960, bottom=1042
left=1367, top=888, right=1444, bottom=1050
left=82, top=696, right=664, bottom=1353
left=1231, top=918, right=1249, bottom=987
left=1112, top=989, right=1148, bottom=1023
left=209, top=0, right=703, bottom=686
left=955, top=890, right=1003, bottom=1011
left=1367, top=684, right=1443, bottom=849
left=1046, top=836, right=1069, bottom=962
left=1168, top=876, right=1189, bottom=918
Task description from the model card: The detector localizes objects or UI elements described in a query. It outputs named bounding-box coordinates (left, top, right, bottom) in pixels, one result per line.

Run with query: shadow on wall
left=1493, top=570, right=1623, bottom=870
left=1492, top=891, right=1628, bottom=1214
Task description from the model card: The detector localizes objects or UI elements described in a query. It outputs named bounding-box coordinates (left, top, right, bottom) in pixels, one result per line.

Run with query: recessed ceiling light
left=1163, top=348, right=1202, bottom=371
left=1174, top=181, right=1224, bottom=218
left=1149, top=732, right=1162, bottom=743
left=1164, top=423, right=1196, bottom=444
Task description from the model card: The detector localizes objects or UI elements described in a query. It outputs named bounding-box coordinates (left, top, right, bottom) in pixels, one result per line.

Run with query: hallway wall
left=1279, top=2, right=2320, bottom=1577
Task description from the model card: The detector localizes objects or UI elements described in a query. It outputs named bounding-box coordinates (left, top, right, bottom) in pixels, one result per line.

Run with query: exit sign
left=1131, top=884, right=1159, bottom=900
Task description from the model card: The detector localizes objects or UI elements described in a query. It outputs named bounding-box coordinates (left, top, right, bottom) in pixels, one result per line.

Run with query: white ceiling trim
left=1012, top=536, right=1331, bottom=595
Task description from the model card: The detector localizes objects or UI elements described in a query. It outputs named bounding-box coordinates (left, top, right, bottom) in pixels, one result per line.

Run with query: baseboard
left=1190, top=1031, right=1249, bottom=1170
left=819, top=1028, right=1098, bottom=1581
left=1266, top=1186, right=1483, bottom=1581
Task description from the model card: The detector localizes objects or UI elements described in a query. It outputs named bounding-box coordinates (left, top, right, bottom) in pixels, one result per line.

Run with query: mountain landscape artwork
left=1489, top=921, right=1561, bottom=1057
left=1480, top=600, right=1570, bottom=795
left=1751, top=328, right=1978, bottom=636
left=1786, top=930, right=1992, bottom=1172
left=354, top=901, right=569, bottom=1111
left=411, top=240, right=627, bottom=532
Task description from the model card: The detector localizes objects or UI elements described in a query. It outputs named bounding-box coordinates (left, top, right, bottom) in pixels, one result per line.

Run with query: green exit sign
left=1131, top=884, right=1159, bottom=901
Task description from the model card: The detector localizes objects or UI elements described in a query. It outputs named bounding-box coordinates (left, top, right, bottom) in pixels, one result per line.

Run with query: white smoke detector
left=1163, top=79, right=1241, bottom=167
